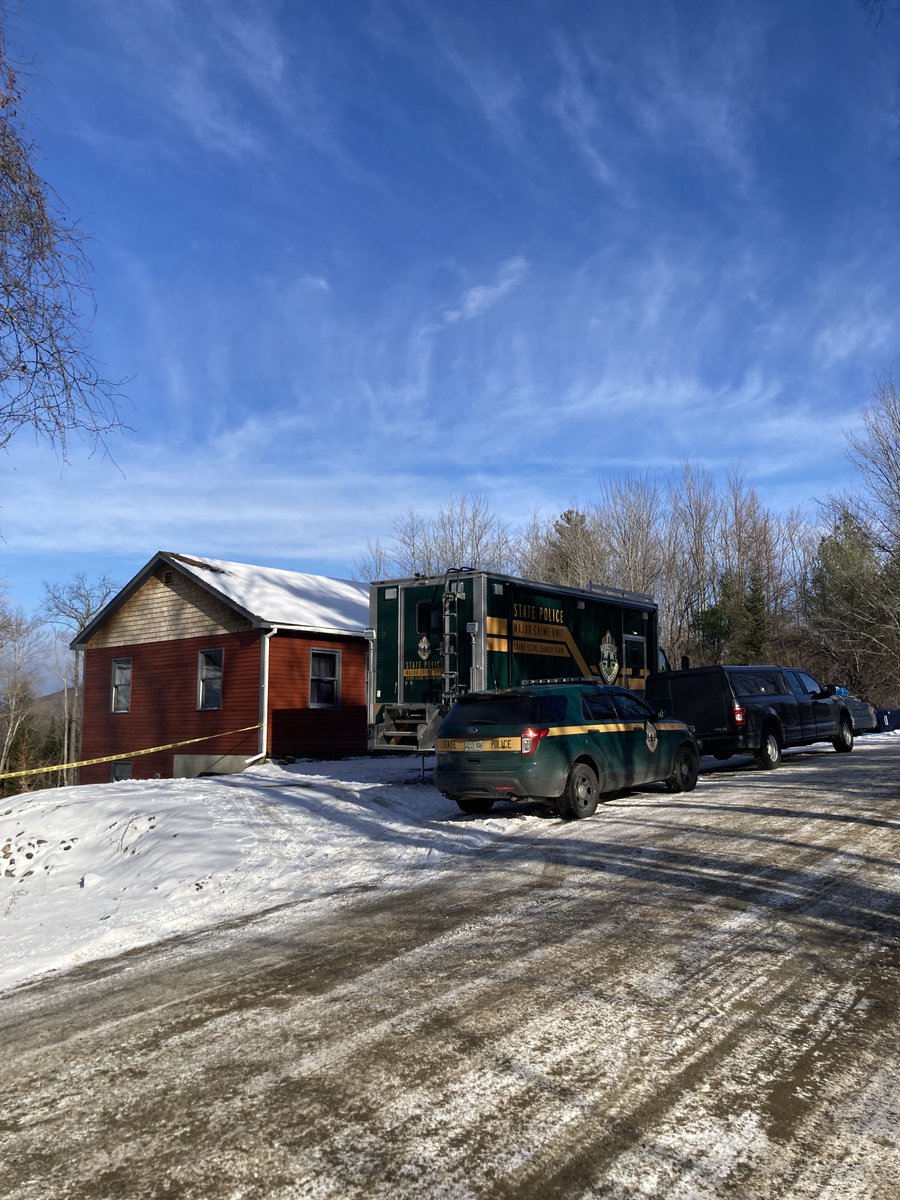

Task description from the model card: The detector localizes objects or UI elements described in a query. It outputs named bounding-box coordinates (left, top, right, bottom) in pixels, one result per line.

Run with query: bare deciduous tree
left=352, top=538, right=394, bottom=583
left=42, top=571, right=117, bottom=632
left=0, top=19, right=123, bottom=456
left=846, top=369, right=900, bottom=554
left=662, top=462, right=723, bottom=663
left=595, top=472, right=667, bottom=596
left=354, top=494, right=514, bottom=580
left=0, top=606, right=47, bottom=780
left=41, top=571, right=117, bottom=783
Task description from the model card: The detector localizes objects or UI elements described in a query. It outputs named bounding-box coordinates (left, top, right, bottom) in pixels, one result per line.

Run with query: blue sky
left=1, top=0, right=898, bottom=615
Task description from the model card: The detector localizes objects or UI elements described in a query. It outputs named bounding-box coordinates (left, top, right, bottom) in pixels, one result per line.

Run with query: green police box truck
left=367, top=569, right=664, bottom=752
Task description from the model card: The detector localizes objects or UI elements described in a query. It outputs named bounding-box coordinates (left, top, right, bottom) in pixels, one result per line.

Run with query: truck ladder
left=442, top=568, right=465, bottom=705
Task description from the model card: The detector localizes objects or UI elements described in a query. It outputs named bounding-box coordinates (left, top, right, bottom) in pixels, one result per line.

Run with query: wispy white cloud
left=365, top=3, right=525, bottom=150
left=811, top=269, right=895, bottom=369
left=443, top=257, right=528, bottom=324
left=815, top=309, right=894, bottom=369
left=213, top=3, right=288, bottom=106
left=550, top=9, right=772, bottom=195
left=548, top=39, right=617, bottom=188
left=83, top=0, right=347, bottom=166
left=438, top=43, right=524, bottom=149
left=166, top=58, right=264, bottom=159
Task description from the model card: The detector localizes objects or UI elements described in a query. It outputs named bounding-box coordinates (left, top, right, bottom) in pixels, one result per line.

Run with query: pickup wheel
left=454, top=796, right=495, bottom=814
left=832, top=718, right=854, bottom=753
left=558, top=762, right=601, bottom=819
left=665, top=744, right=699, bottom=793
left=757, top=727, right=782, bottom=769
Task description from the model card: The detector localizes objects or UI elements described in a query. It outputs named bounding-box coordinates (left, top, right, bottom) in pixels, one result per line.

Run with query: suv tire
left=757, top=727, right=782, bottom=770
left=559, top=762, right=601, bottom=820
left=665, top=744, right=699, bottom=793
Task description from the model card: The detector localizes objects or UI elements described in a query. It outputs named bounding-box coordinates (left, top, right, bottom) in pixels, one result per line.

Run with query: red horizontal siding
left=267, top=633, right=367, bottom=758
left=80, top=631, right=262, bottom=783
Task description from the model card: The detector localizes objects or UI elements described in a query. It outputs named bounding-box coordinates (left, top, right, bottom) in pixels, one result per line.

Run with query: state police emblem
left=417, top=635, right=431, bottom=661
left=599, top=631, right=619, bottom=684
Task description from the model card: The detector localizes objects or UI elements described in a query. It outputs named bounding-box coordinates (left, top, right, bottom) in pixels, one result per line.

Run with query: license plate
left=464, top=740, right=483, bottom=752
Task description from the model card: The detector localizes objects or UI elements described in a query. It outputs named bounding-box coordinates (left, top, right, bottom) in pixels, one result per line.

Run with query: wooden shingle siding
left=87, top=570, right=249, bottom=649
left=80, top=630, right=262, bottom=784
left=268, top=633, right=366, bottom=757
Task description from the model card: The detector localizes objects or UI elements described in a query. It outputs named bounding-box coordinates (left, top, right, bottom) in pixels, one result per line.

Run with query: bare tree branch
left=0, top=19, right=124, bottom=457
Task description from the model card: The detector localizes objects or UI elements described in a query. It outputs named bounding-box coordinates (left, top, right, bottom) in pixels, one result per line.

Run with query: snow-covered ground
left=3, top=733, right=898, bottom=995
left=0, top=753, right=542, bottom=993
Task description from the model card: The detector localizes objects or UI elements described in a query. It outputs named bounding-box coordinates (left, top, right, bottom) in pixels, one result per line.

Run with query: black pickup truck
left=645, top=664, right=854, bottom=769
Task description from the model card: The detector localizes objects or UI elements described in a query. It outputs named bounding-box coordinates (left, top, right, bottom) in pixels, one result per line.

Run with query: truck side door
left=796, top=670, right=839, bottom=738
left=784, top=670, right=833, bottom=740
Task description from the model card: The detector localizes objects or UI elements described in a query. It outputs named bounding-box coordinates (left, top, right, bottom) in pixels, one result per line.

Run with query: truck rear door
left=647, top=668, right=729, bottom=742
left=768, top=669, right=804, bottom=744
left=401, top=585, right=444, bottom=706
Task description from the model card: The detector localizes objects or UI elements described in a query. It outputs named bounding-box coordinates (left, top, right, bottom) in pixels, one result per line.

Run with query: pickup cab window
left=785, top=670, right=823, bottom=696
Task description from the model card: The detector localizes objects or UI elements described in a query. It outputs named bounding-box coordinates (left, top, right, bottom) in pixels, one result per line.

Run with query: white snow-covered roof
left=166, top=553, right=369, bottom=634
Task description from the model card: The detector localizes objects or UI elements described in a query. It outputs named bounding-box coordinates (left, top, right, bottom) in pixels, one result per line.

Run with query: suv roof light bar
left=521, top=676, right=610, bottom=686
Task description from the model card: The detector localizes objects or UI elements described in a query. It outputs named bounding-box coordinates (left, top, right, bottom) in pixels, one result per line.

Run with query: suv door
left=610, top=688, right=661, bottom=785
left=581, top=688, right=628, bottom=789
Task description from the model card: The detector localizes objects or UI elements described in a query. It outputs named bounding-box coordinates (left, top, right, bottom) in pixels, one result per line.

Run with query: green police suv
left=435, top=680, right=700, bottom=818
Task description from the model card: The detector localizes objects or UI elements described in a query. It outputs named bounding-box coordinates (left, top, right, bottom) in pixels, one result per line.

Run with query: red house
left=72, top=551, right=370, bottom=784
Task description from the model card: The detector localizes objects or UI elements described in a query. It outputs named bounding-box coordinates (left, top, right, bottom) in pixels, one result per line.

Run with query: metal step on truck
left=366, top=569, right=665, bottom=753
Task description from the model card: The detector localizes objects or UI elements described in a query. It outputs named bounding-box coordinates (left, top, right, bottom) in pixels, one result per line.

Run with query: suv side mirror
left=818, top=684, right=836, bottom=698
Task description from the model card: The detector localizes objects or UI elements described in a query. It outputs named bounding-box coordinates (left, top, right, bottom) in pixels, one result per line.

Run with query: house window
left=110, top=760, right=132, bottom=782
left=198, top=648, right=224, bottom=710
left=111, top=658, right=132, bottom=713
left=310, top=649, right=340, bottom=708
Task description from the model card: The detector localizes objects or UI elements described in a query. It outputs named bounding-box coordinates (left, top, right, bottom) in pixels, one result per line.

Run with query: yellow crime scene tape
left=0, top=723, right=263, bottom=782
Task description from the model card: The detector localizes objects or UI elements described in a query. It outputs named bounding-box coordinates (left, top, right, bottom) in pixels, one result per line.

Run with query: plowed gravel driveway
left=4, top=743, right=899, bottom=1199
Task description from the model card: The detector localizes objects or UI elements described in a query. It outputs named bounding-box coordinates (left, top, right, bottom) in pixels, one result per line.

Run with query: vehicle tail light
left=521, top=727, right=549, bottom=756
left=732, top=702, right=746, bottom=727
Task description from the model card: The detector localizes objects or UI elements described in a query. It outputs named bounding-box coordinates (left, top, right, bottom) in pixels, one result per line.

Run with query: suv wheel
left=665, top=744, right=699, bottom=793
left=559, top=762, right=601, bottom=820
left=832, top=718, right=854, bottom=753
left=757, top=727, right=782, bottom=770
